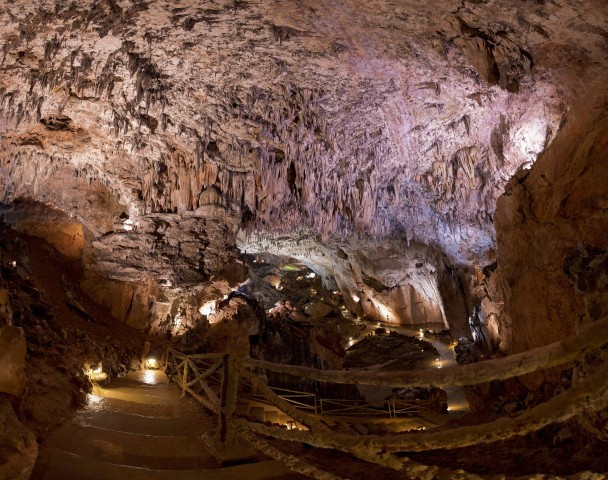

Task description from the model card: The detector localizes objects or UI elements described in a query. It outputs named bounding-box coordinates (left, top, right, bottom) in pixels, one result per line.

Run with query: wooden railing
left=164, top=316, right=608, bottom=480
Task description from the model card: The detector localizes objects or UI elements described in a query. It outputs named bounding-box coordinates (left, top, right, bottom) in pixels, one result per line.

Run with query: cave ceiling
left=0, top=0, right=606, bottom=290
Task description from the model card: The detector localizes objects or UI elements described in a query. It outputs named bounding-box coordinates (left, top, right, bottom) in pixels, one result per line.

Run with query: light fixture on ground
left=87, top=363, right=107, bottom=382
left=145, top=357, right=159, bottom=369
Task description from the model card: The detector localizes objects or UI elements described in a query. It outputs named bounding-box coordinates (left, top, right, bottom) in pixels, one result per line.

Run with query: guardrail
left=164, top=316, right=608, bottom=480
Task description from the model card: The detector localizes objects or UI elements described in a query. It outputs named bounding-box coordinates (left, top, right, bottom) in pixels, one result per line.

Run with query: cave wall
left=238, top=231, right=451, bottom=328
left=486, top=86, right=608, bottom=388
left=0, top=201, right=85, bottom=259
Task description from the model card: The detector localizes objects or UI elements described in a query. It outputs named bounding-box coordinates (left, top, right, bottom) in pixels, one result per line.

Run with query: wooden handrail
left=242, top=316, right=608, bottom=387
left=236, top=362, right=608, bottom=452
left=165, top=317, right=608, bottom=480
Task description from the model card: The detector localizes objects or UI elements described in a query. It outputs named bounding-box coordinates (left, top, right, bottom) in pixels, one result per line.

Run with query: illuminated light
left=351, top=294, right=360, bottom=303
left=11, top=261, right=16, bottom=268
left=282, top=265, right=300, bottom=272
left=143, top=369, right=157, bottom=385
left=88, top=364, right=108, bottom=382
left=375, top=302, right=394, bottom=322
left=306, top=272, right=316, bottom=278
left=419, top=329, right=424, bottom=338
left=123, top=219, right=134, bottom=231
left=87, top=393, right=103, bottom=405
left=174, top=312, right=182, bottom=327
left=199, top=300, right=217, bottom=317
left=145, top=357, right=159, bottom=369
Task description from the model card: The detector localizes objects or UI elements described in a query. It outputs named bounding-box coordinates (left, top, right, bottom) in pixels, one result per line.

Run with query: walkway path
left=341, top=310, right=470, bottom=414
left=32, top=370, right=296, bottom=480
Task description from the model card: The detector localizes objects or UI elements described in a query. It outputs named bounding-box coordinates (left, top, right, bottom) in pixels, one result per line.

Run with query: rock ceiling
left=0, top=0, right=606, bottom=328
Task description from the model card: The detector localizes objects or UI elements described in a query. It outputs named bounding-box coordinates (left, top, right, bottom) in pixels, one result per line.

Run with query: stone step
left=44, top=423, right=217, bottom=470
left=86, top=394, right=193, bottom=418
left=72, top=408, right=214, bottom=436
left=33, top=448, right=297, bottom=480
left=94, top=386, right=182, bottom=405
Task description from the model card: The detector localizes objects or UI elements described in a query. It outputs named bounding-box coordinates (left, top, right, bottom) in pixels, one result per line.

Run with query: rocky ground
left=407, top=418, right=608, bottom=476
left=344, top=330, right=438, bottom=371
left=0, top=224, right=159, bottom=477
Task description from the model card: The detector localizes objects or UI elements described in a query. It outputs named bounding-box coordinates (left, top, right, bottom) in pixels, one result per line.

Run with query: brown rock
left=304, top=301, right=335, bottom=319
left=0, top=397, right=38, bottom=480
left=0, top=326, right=27, bottom=398
left=0, top=290, right=12, bottom=326
left=492, top=86, right=608, bottom=388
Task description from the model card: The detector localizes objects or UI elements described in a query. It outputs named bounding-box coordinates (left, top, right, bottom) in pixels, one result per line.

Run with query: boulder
left=0, top=397, right=38, bottom=480
left=0, top=326, right=27, bottom=398
left=0, top=289, right=12, bottom=325
left=304, top=301, right=336, bottom=319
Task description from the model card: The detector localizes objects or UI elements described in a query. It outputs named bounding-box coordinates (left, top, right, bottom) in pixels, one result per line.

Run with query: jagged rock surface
left=486, top=86, right=608, bottom=385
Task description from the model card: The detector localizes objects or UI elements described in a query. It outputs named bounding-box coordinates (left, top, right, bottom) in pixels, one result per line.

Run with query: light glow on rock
left=375, top=302, right=394, bottom=322
left=145, top=357, right=159, bottom=369
left=123, top=218, right=134, bottom=231
left=199, top=300, right=217, bottom=317
left=514, top=117, right=548, bottom=167
left=88, top=363, right=108, bottom=382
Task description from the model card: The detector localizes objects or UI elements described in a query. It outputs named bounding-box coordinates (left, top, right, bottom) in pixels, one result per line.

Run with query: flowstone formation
left=1, top=0, right=607, bottom=336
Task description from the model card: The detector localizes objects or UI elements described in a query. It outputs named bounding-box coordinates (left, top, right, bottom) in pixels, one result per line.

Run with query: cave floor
left=30, top=370, right=301, bottom=480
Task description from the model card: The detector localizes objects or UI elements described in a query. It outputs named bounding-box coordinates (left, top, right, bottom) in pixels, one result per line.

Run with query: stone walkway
left=31, top=370, right=296, bottom=480
left=343, top=314, right=470, bottom=414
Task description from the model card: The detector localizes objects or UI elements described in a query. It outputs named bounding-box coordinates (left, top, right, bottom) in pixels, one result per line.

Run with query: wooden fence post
left=164, top=348, right=170, bottom=372
left=218, top=354, right=239, bottom=445
left=181, top=359, right=189, bottom=398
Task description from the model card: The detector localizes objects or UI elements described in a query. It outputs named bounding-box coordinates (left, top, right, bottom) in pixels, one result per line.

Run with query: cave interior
left=0, top=1, right=607, bottom=479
